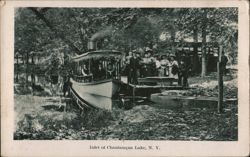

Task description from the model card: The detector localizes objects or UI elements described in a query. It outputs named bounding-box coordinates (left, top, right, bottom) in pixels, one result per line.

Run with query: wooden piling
left=217, top=46, right=223, bottom=113
left=132, top=84, right=136, bottom=103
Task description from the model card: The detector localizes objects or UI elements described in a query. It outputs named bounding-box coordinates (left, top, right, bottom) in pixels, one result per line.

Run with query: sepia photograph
left=1, top=0, right=249, bottom=156
left=14, top=7, right=238, bottom=141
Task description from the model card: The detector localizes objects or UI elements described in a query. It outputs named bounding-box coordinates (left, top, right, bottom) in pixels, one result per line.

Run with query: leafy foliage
left=15, top=8, right=238, bottom=76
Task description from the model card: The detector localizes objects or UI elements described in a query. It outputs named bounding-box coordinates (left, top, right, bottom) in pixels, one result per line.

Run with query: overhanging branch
left=29, top=8, right=82, bottom=54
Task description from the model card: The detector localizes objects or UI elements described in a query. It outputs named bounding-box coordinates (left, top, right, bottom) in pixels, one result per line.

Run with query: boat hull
left=70, top=78, right=120, bottom=98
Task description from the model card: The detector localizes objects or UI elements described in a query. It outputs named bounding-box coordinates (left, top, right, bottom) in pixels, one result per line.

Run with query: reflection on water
left=79, top=93, right=150, bottom=111
left=79, top=93, right=153, bottom=111
left=80, top=93, right=123, bottom=111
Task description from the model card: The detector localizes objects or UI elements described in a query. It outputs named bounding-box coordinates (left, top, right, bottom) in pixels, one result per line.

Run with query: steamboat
left=69, top=40, right=124, bottom=109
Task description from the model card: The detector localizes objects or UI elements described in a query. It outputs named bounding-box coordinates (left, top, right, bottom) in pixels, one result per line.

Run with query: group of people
left=80, top=60, right=117, bottom=82
left=124, top=50, right=191, bottom=87
left=76, top=50, right=193, bottom=87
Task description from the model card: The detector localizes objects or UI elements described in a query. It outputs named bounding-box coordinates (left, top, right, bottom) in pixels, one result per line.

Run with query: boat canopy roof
left=72, top=50, right=124, bottom=62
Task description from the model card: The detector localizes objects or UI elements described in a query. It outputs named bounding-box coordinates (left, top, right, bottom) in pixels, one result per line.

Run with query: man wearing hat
left=128, top=51, right=140, bottom=84
left=178, top=54, right=191, bottom=87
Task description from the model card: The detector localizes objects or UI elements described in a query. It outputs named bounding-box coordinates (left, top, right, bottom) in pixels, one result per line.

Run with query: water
left=79, top=93, right=118, bottom=110
left=75, top=93, right=151, bottom=111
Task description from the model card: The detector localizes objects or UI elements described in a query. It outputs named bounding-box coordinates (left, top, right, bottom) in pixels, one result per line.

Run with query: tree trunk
left=192, top=26, right=200, bottom=74
left=22, top=55, right=25, bottom=64
left=193, top=26, right=198, bottom=42
left=201, top=10, right=208, bottom=77
left=201, top=32, right=207, bottom=77
left=170, top=28, right=175, bottom=42
left=25, top=52, right=29, bottom=86
left=170, top=27, right=176, bottom=54
left=31, top=54, right=35, bottom=84
left=29, top=8, right=82, bottom=55
left=15, top=55, right=19, bottom=83
left=32, top=54, right=34, bottom=64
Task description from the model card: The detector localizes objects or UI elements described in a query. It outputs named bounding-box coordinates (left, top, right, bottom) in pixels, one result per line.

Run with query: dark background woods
left=14, top=8, right=238, bottom=80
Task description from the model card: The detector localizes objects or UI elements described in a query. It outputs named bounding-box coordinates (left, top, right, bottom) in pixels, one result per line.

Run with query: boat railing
left=137, top=77, right=178, bottom=86
left=73, top=74, right=121, bottom=83
left=73, top=74, right=93, bottom=83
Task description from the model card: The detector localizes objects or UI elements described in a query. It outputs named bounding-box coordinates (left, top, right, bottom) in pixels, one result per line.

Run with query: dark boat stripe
left=69, top=86, right=97, bottom=109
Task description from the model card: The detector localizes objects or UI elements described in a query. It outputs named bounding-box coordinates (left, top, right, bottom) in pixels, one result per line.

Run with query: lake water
left=72, top=92, right=152, bottom=111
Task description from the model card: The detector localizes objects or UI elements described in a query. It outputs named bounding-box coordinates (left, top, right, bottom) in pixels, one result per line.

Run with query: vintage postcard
left=1, top=0, right=249, bottom=156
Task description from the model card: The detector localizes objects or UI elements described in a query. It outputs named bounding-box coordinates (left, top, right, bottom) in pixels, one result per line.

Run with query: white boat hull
left=70, top=78, right=120, bottom=98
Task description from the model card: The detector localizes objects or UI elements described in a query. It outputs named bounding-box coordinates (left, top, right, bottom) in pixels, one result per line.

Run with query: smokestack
left=88, top=39, right=97, bottom=50
left=88, top=26, right=114, bottom=50
left=90, top=26, right=113, bottom=41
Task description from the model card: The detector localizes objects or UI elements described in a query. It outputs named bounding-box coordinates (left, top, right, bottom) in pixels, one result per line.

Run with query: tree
left=15, top=8, right=49, bottom=84
left=176, top=8, right=238, bottom=76
left=15, top=8, right=238, bottom=80
left=29, top=8, right=82, bottom=54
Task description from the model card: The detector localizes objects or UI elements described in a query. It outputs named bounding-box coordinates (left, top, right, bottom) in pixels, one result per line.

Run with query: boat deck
left=120, top=76, right=191, bottom=97
left=128, top=84, right=184, bottom=89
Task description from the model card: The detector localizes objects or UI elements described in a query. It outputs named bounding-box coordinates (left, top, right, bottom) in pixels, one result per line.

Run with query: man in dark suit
left=178, top=55, right=191, bottom=87
left=129, top=52, right=140, bottom=84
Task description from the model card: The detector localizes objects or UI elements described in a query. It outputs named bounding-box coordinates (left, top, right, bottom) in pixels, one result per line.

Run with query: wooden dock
left=137, top=77, right=177, bottom=86
left=120, top=76, right=191, bottom=97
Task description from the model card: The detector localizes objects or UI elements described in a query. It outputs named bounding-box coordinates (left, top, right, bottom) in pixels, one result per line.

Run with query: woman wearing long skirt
left=168, top=56, right=178, bottom=79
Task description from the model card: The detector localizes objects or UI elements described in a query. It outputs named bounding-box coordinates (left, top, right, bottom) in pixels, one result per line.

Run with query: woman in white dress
left=160, top=55, right=170, bottom=76
left=168, top=56, right=178, bottom=79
